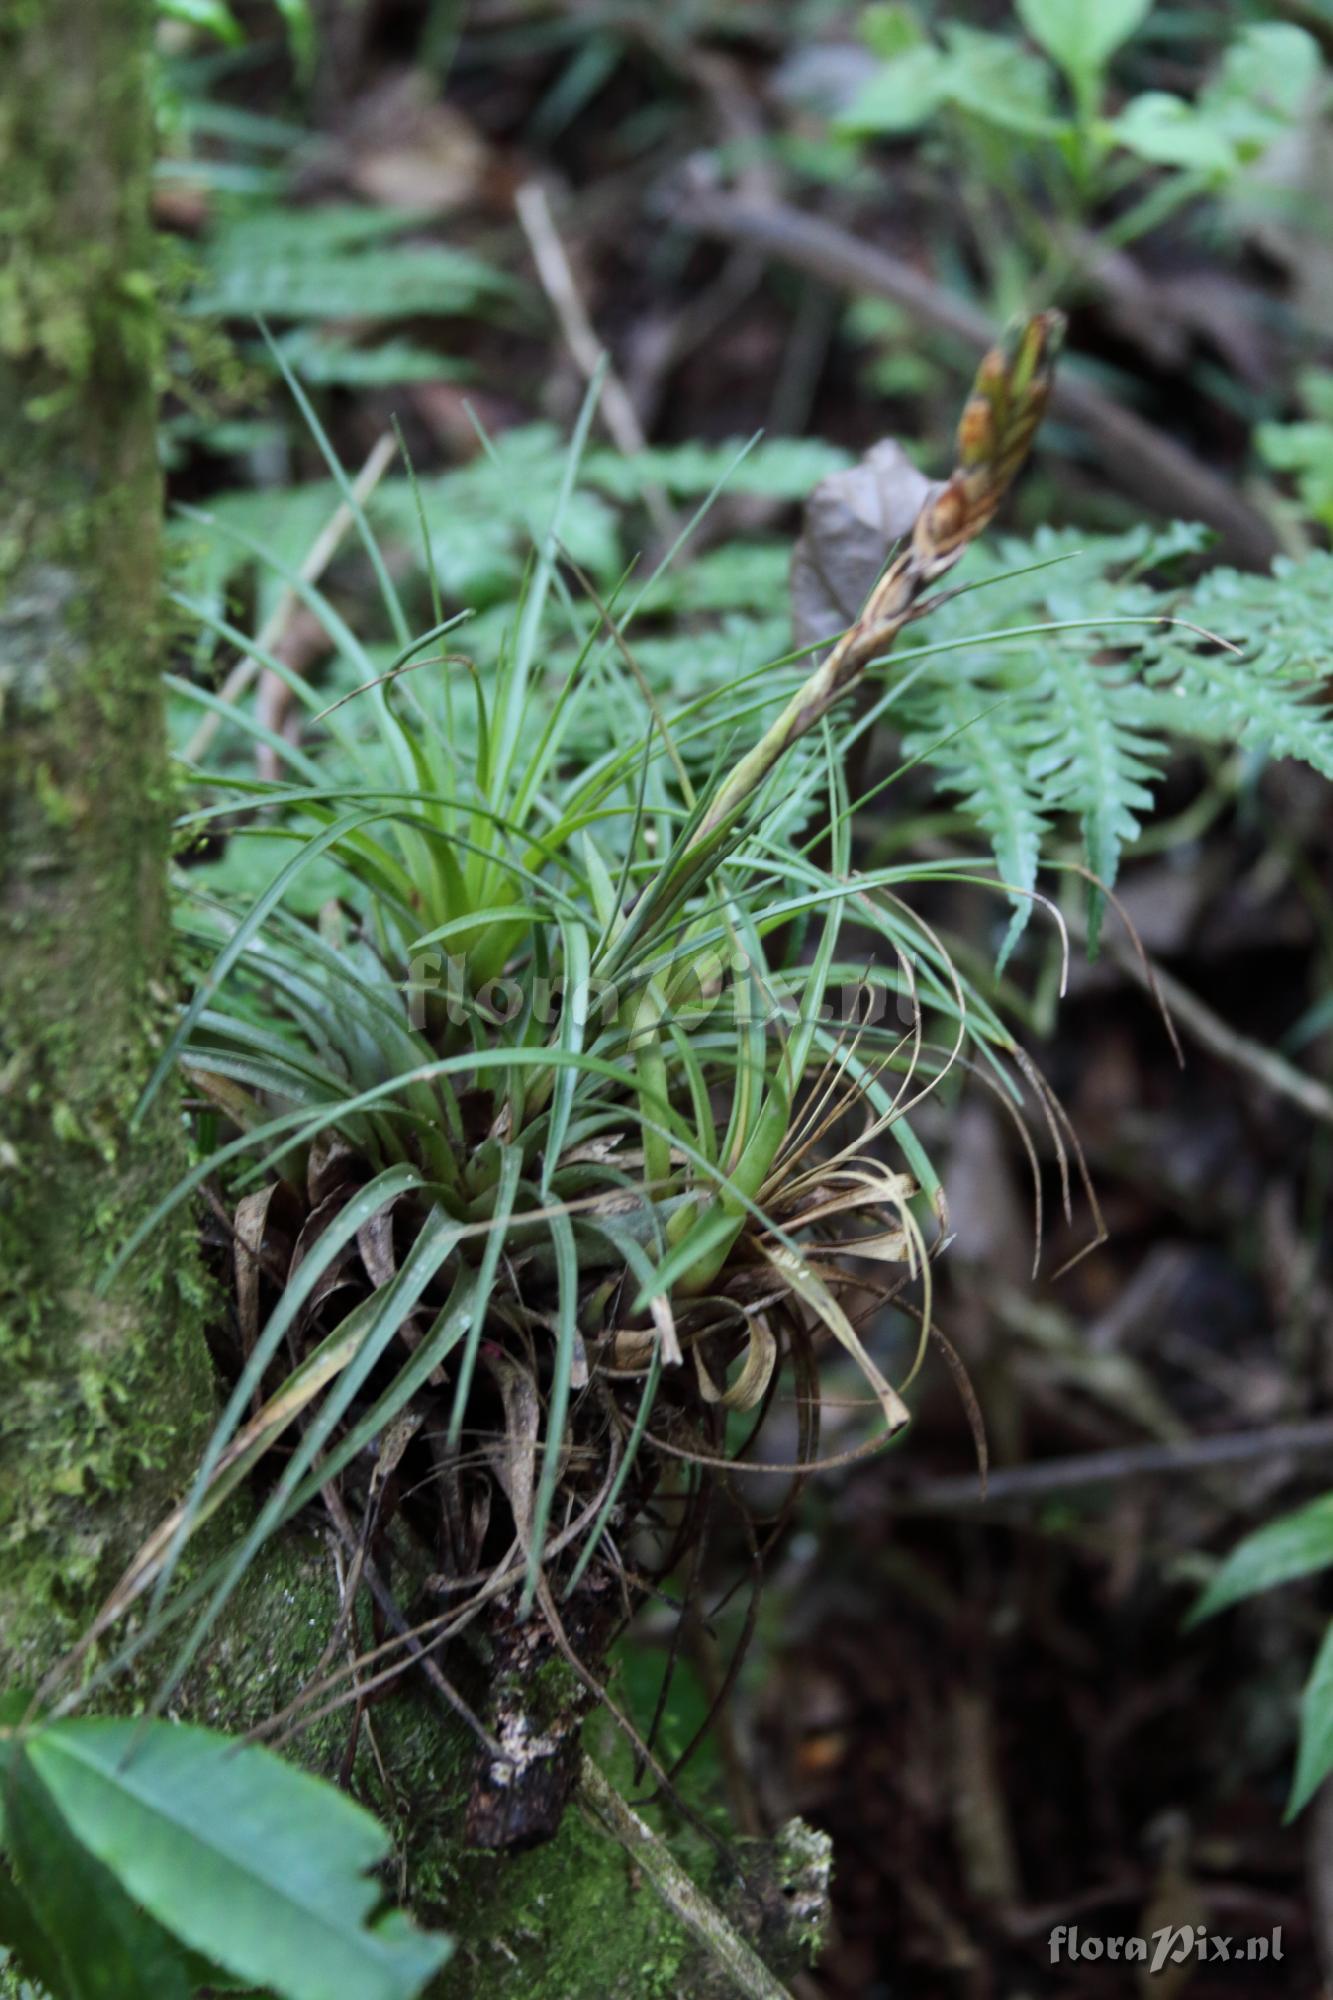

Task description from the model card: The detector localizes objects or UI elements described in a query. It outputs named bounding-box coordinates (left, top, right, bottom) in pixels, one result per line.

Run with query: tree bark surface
left=0, top=0, right=212, bottom=1672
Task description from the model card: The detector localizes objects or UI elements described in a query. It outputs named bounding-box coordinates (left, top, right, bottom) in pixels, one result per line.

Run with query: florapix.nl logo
left=1049, top=1924, right=1283, bottom=1974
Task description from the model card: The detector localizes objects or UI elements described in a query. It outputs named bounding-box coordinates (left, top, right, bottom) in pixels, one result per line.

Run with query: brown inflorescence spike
left=680, top=311, right=1063, bottom=862
left=955, top=395, right=997, bottom=471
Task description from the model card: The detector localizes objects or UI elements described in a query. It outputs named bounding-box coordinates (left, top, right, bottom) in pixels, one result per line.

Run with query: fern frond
left=903, top=684, right=1049, bottom=957
left=1137, top=553, right=1333, bottom=780
left=1026, top=649, right=1160, bottom=949
left=880, top=533, right=1333, bottom=955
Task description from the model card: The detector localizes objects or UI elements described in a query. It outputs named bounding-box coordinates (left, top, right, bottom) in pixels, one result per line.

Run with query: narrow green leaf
left=151, top=1163, right=425, bottom=1625
left=633, top=1202, right=739, bottom=1311
left=446, top=1146, right=521, bottom=1449
left=1189, top=1493, right=1333, bottom=1624
left=132, top=808, right=384, bottom=1128
left=273, top=0, right=315, bottom=73
left=260, top=324, right=410, bottom=651
left=162, top=1195, right=460, bottom=1701
left=491, top=362, right=607, bottom=799
left=564, top=1341, right=662, bottom=1598
left=410, top=903, right=546, bottom=952
left=282, top=1267, right=476, bottom=1515
left=544, top=917, right=592, bottom=1196
left=523, top=1206, right=579, bottom=1612
left=1288, top=1621, right=1333, bottom=1819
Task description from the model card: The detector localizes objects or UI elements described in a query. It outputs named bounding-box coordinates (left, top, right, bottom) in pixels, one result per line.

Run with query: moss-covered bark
left=0, top=0, right=213, bottom=1671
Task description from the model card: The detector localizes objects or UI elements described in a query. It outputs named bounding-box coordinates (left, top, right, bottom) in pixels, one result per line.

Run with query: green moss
left=728, top=1816, right=834, bottom=1973
left=497, top=1652, right=583, bottom=1735
left=433, top=1795, right=692, bottom=2000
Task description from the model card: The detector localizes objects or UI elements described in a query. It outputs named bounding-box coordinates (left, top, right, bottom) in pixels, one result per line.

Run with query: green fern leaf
left=904, top=683, right=1050, bottom=958
left=1025, top=649, right=1160, bottom=949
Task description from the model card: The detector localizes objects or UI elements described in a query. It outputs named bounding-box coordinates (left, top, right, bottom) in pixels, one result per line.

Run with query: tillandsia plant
left=41, top=316, right=1062, bottom=1861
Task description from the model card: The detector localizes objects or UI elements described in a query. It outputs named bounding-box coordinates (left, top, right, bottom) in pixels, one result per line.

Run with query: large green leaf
left=1, top=1748, right=194, bottom=2000
left=840, top=26, right=1057, bottom=142
left=939, top=25, right=1060, bottom=137
left=1016, top=0, right=1153, bottom=80
left=1112, top=92, right=1235, bottom=171
left=1189, top=1493, right=1333, bottom=1623
left=23, top=1718, right=451, bottom=2000
left=0, top=1860, right=75, bottom=1999
left=1117, top=24, right=1322, bottom=174
left=1209, top=24, right=1322, bottom=152
left=839, top=44, right=950, bottom=135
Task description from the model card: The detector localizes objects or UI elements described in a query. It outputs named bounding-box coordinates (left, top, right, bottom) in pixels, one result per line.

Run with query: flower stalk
left=687, top=310, right=1064, bottom=860
left=662, top=311, right=1064, bottom=1297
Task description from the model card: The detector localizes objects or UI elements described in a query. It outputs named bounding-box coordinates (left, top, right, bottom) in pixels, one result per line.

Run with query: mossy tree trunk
left=0, top=0, right=212, bottom=1671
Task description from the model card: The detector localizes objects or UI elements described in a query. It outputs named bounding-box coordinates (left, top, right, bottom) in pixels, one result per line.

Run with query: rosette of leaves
left=68, top=322, right=1062, bottom=1840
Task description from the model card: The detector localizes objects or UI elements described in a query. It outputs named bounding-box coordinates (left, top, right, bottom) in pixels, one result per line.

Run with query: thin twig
left=887, top=1414, right=1333, bottom=1511
left=320, top=1481, right=505, bottom=1761
left=1101, top=930, right=1333, bottom=1129
left=675, top=314, right=1062, bottom=864
left=578, top=1754, right=796, bottom=2000
left=515, top=179, right=677, bottom=541
left=184, top=430, right=399, bottom=764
